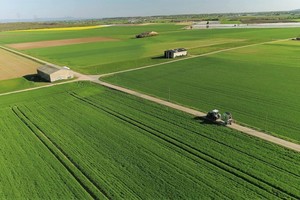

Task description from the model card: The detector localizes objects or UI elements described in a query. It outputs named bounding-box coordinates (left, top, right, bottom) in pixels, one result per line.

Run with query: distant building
left=292, top=37, right=300, bottom=41
left=198, top=21, right=221, bottom=25
left=164, top=48, right=188, bottom=58
left=136, top=31, right=158, bottom=38
left=37, top=65, right=74, bottom=82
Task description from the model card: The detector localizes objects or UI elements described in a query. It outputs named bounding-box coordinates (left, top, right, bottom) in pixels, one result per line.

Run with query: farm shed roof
left=165, top=48, right=187, bottom=53
left=37, top=65, right=61, bottom=75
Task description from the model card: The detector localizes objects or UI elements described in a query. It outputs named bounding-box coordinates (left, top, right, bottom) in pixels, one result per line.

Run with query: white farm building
left=164, top=48, right=188, bottom=59
left=37, top=65, right=74, bottom=82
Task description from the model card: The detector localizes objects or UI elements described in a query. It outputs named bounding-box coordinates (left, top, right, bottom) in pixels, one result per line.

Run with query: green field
left=220, top=20, right=242, bottom=24
left=1, top=25, right=300, bottom=74
left=104, top=40, right=300, bottom=143
left=1, top=82, right=300, bottom=199
left=0, top=77, right=49, bottom=94
left=0, top=106, right=91, bottom=198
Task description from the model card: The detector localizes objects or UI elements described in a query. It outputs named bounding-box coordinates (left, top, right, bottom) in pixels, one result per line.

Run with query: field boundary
left=0, top=48, right=41, bottom=81
left=99, top=38, right=292, bottom=78
left=7, top=37, right=119, bottom=50
left=93, top=80, right=300, bottom=153
left=0, top=79, right=79, bottom=97
left=12, top=106, right=109, bottom=200
left=1, top=38, right=300, bottom=153
left=69, top=92, right=295, bottom=199
left=0, top=45, right=92, bottom=80
left=0, top=45, right=51, bottom=65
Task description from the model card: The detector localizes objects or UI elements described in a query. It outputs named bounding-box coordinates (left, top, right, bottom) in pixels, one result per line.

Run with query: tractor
left=206, top=109, right=221, bottom=121
left=206, top=109, right=233, bottom=125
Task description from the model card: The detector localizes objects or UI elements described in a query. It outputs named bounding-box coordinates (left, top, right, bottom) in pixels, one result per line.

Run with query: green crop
left=0, top=77, right=48, bottom=94
left=104, top=40, right=300, bottom=143
left=2, top=25, right=300, bottom=74
left=1, top=82, right=300, bottom=199
left=0, top=108, right=91, bottom=199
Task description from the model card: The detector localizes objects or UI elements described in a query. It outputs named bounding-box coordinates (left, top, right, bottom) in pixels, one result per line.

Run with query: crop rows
left=0, top=107, right=90, bottom=199
left=2, top=25, right=300, bottom=74
left=70, top=92, right=300, bottom=199
left=75, top=87, right=300, bottom=198
left=11, top=106, right=108, bottom=200
left=1, top=82, right=299, bottom=199
left=104, top=41, right=300, bottom=143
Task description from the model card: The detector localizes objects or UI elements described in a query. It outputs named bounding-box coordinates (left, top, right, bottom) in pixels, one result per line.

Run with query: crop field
left=104, top=39, right=300, bottom=143
left=7, top=37, right=119, bottom=50
left=0, top=77, right=48, bottom=94
left=1, top=82, right=300, bottom=199
left=1, top=24, right=300, bottom=74
left=0, top=48, right=40, bottom=81
left=0, top=107, right=91, bottom=199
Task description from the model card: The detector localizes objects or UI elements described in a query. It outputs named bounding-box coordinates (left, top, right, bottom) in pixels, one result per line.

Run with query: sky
left=1, top=0, right=300, bottom=20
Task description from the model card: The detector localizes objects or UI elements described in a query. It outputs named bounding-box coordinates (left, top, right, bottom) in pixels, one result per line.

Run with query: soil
left=0, top=48, right=40, bottom=80
left=7, top=37, right=119, bottom=50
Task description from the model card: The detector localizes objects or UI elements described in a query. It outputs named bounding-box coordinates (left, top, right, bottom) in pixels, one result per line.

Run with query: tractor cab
left=206, top=109, right=221, bottom=121
left=206, top=109, right=233, bottom=126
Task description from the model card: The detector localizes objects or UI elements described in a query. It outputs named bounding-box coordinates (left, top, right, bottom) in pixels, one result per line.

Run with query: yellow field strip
left=10, top=25, right=112, bottom=32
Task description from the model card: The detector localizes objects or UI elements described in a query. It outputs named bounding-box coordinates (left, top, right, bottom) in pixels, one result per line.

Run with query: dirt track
left=94, top=80, right=300, bottom=153
left=7, top=37, right=119, bottom=50
left=2, top=74, right=300, bottom=153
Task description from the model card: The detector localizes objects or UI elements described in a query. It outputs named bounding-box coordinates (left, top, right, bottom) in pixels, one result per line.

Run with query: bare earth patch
left=7, top=37, right=119, bottom=50
left=0, top=48, right=40, bottom=80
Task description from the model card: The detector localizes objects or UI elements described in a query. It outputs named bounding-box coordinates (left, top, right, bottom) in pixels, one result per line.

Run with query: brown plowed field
left=0, top=48, right=40, bottom=80
left=7, top=37, right=119, bottom=50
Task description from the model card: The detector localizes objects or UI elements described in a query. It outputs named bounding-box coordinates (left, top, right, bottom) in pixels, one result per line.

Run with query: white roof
left=37, top=65, right=70, bottom=75
left=37, top=65, right=61, bottom=75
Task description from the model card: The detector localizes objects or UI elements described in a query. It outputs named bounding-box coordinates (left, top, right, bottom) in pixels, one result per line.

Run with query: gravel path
left=94, top=80, right=300, bottom=153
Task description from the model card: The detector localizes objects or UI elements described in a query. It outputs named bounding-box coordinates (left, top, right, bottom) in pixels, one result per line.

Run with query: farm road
left=93, top=79, right=300, bottom=153
left=5, top=73, right=300, bottom=154
left=1, top=38, right=300, bottom=153
left=98, top=38, right=292, bottom=78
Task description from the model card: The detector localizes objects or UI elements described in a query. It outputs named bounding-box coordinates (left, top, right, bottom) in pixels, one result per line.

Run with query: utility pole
left=265, top=112, right=268, bottom=131
left=168, top=87, right=171, bottom=102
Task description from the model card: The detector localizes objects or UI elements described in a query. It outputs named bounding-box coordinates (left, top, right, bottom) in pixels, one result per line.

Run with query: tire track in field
left=69, top=92, right=235, bottom=199
left=11, top=106, right=110, bottom=200
left=101, top=94, right=300, bottom=179
left=29, top=99, right=143, bottom=200
left=23, top=101, right=143, bottom=200
left=1, top=39, right=300, bottom=155
left=87, top=94, right=300, bottom=197
left=70, top=93, right=298, bottom=199
left=69, top=93, right=242, bottom=199
left=93, top=80, right=300, bottom=154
